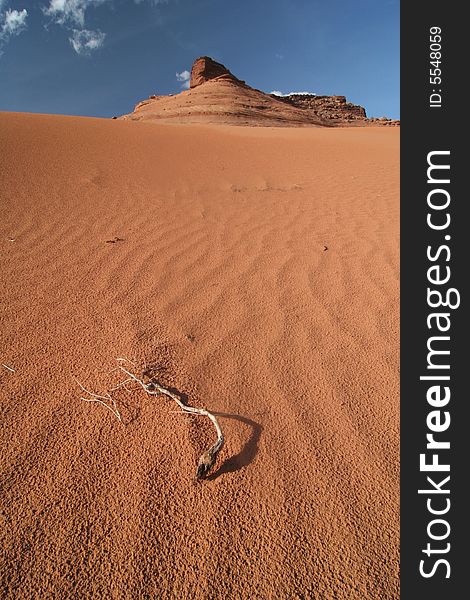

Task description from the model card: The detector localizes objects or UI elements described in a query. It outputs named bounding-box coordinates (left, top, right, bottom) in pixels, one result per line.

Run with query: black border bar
left=401, top=3, right=466, bottom=597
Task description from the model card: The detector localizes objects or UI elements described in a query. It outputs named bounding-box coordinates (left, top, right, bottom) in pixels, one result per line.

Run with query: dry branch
left=75, top=362, right=224, bottom=480
left=118, top=366, right=224, bottom=479
left=74, top=376, right=122, bottom=422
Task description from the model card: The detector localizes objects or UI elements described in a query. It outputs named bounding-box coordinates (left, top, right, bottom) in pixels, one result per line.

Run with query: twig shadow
left=207, top=412, right=262, bottom=480
left=166, top=386, right=189, bottom=406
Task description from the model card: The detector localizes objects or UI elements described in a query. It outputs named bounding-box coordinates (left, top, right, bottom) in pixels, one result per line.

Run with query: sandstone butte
left=120, top=56, right=399, bottom=127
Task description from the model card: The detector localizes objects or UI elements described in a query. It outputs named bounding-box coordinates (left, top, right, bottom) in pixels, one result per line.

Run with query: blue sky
left=0, top=0, right=399, bottom=119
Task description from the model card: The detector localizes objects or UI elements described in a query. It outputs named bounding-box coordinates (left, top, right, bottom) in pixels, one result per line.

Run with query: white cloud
left=176, top=69, right=190, bottom=89
left=69, top=28, right=105, bottom=54
left=43, top=1, right=109, bottom=55
left=2, top=8, right=27, bottom=35
left=43, top=0, right=109, bottom=27
left=1, top=6, right=28, bottom=54
left=271, top=90, right=315, bottom=97
left=176, top=69, right=190, bottom=81
left=1, top=0, right=169, bottom=57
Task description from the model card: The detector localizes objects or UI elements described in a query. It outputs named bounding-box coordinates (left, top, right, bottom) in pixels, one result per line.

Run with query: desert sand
left=0, top=112, right=399, bottom=599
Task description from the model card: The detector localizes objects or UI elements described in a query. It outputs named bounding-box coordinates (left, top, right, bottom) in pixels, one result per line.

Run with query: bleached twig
left=119, top=366, right=224, bottom=479
left=75, top=362, right=224, bottom=479
left=80, top=396, right=122, bottom=422
left=74, top=376, right=122, bottom=423
left=2, top=363, right=15, bottom=372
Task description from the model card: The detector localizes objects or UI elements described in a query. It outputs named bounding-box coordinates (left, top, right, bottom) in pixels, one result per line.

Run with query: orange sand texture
left=0, top=112, right=399, bottom=599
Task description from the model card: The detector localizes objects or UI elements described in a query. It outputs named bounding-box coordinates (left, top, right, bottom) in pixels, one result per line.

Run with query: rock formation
left=190, top=56, right=244, bottom=88
left=272, top=94, right=367, bottom=121
left=120, top=56, right=398, bottom=127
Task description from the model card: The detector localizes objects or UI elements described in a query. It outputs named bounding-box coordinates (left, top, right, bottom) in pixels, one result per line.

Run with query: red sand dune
left=0, top=112, right=399, bottom=598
